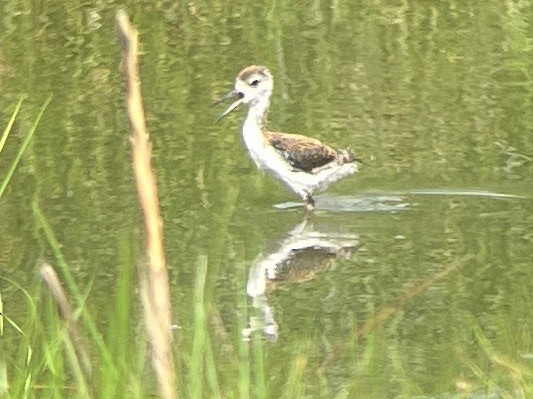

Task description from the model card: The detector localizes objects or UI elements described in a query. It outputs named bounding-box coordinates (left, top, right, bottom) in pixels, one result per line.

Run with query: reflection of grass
left=358, top=255, right=468, bottom=338
left=462, top=317, right=533, bottom=399
left=0, top=95, right=52, bottom=199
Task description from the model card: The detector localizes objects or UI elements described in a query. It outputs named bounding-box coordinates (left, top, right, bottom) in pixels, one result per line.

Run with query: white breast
left=241, top=111, right=358, bottom=199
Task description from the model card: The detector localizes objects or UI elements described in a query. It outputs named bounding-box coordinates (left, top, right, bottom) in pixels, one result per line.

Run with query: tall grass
left=1, top=210, right=274, bottom=398
left=0, top=95, right=52, bottom=199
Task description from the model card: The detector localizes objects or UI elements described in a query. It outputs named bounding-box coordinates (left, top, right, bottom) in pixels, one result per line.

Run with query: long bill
left=214, top=90, right=244, bottom=122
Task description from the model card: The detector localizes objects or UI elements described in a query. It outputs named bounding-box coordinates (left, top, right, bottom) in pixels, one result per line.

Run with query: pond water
left=1, top=1, right=532, bottom=397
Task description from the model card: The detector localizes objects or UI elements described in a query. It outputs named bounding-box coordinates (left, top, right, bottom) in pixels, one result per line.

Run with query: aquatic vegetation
left=0, top=96, right=51, bottom=199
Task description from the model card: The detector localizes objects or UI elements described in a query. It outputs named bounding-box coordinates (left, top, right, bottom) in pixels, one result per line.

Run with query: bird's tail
left=338, top=149, right=363, bottom=164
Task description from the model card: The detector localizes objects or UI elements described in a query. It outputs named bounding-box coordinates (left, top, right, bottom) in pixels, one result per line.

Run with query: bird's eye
left=250, top=79, right=260, bottom=87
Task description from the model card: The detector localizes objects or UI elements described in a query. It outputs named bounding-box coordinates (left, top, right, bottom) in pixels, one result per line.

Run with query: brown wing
left=266, top=132, right=337, bottom=172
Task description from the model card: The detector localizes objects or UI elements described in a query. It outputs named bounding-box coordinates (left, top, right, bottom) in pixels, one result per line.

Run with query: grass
left=0, top=95, right=52, bottom=199
left=1, top=206, right=274, bottom=398
left=466, top=320, right=533, bottom=399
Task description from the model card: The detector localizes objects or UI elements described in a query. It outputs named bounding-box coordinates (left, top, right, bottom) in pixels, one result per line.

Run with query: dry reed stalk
left=116, top=11, right=177, bottom=399
left=39, top=263, right=91, bottom=378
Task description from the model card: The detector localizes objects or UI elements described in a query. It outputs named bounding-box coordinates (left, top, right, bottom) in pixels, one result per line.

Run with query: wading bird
left=216, top=65, right=360, bottom=211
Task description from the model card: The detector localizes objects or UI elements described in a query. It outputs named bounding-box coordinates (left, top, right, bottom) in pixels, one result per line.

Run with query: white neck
left=241, top=98, right=270, bottom=168
left=247, top=95, right=270, bottom=126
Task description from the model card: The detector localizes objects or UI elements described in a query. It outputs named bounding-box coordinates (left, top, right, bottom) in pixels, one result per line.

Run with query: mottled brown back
left=266, top=132, right=338, bottom=172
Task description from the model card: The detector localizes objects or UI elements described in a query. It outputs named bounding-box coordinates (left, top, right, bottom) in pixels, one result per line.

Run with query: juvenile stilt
left=216, top=65, right=361, bottom=209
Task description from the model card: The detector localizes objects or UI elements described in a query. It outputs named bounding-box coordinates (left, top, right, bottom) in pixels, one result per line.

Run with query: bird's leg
left=304, top=192, right=315, bottom=212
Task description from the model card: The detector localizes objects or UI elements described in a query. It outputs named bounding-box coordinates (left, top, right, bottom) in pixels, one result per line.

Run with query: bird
left=215, top=65, right=361, bottom=211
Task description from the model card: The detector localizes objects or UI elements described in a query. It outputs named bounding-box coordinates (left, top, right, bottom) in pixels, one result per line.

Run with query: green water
left=1, top=0, right=532, bottom=397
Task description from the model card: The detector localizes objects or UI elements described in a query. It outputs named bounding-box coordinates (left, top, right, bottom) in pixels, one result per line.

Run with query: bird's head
left=215, top=65, right=273, bottom=121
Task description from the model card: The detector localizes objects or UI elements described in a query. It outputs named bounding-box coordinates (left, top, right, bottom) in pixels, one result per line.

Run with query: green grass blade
left=0, top=292, right=3, bottom=336
left=32, top=202, right=115, bottom=372
left=252, top=335, right=266, bottom=399
left=0, top=95, right=26, bottom=154
left=0, top=275, right=39, bottom=317
left=280, top=347, right=308, bottom=399
left=189, top=255, right=208, bottom=399
left=62, top=329, right=92, bottom=399
left=204, top=333, right=222, bottom=399
left=237, top=261, right=250, bottom=399
left=0, top=276, right=41, bottom=337
left=32, top=202, right=81, bottom=298
left=112, top=237, right=136, bottom=355
left=101, top=236, right=136, bottom=398
left=0, top=361, right=7, bottom=397
left=1, top=313, right=25, bottom=336
left=0, top=94, right=51, bottom=198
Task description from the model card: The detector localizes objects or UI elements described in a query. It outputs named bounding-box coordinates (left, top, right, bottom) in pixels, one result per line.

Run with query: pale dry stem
left=116, top=10, right=177, bottom=399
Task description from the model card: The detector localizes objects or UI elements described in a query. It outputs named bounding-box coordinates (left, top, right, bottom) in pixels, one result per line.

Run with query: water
left=1, top=1, right=532, bottom=397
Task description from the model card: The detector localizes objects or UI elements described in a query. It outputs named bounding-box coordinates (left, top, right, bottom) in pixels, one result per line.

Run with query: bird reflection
left=243, top=216, right=359, bottom=341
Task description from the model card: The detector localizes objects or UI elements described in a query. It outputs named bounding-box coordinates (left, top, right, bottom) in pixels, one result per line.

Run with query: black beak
left=213, top=90, right=244, bottom=122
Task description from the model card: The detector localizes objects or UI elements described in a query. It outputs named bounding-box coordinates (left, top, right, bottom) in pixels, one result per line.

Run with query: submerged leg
left=304, top=193, right=315, bottom=212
